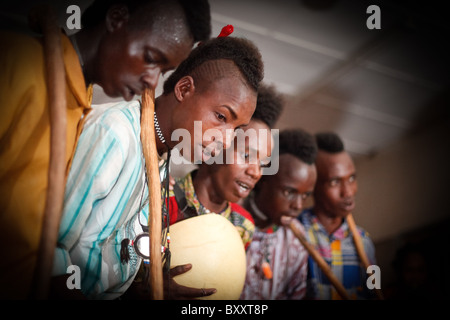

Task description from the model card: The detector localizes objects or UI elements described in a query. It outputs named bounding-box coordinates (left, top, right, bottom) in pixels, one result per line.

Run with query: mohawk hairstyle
left=81, top=0, right=211, bottom=43
left=278, top=129, right=317, bottom=165
left=315, top=132, right=344, bottom=153
left=251, top=84, right=284, bottom=129
left=163, top=36, right=264, bottom=94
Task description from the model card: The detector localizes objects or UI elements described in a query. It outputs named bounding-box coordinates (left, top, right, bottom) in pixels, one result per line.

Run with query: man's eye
left=145, top=52, right=156, bottom=65
left=302, top=192, right=312, bottom=200
left=215, top=112, right=226, bottom=122
left=239, top=152, right=249, bottom=160
left=329, top=179, right=339, bottom=187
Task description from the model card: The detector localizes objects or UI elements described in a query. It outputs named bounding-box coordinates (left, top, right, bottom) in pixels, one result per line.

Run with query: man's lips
left=234, top=180, right=253, bottom=197
left=341, top=199, right=355, bottom=211
left=283, top=210, right=301, bottom=219
left=235, top=180, right=254, bottom=192
left=124, top=86, right=144, bottom=101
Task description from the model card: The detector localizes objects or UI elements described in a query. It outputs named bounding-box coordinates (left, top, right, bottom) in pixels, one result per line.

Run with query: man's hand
left=165, top=263, right=216, bottom=300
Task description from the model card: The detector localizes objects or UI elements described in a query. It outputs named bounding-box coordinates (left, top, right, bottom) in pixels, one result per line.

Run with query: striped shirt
left=240, top=220, right=308, bottom=300
left=298, top=208, right=376, bottom=300
left=52, top=101, right=149, bottom=300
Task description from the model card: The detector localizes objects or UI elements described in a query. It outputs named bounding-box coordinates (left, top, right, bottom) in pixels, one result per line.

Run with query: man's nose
left=246, top=162, right=262, bottom=181
left=290, top=195, right=303, bottom=212
left=141, top=68, right=162, bottom=90
left=341, top=181, right=355, bottom=198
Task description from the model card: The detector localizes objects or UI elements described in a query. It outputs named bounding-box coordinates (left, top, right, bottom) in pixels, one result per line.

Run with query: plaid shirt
left=298, top=208, right=377, bottom=300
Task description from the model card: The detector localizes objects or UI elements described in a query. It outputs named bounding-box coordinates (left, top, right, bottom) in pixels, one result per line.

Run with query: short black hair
left=81, top=0, right=211, bottom=43
left=278, top=129, right=317, bottom=165
left=251, top=84, right=284, bottom=129
left=315, top=132, right=344, bottom=153
left=163, top=36, right=264, bottom=94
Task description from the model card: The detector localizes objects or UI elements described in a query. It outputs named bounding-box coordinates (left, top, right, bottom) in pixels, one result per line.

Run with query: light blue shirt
left=52, top=101, right=149, bottom=299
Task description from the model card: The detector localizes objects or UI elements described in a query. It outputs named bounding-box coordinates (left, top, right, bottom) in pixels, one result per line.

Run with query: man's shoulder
left=298, top=208, right=314, bottom=226
left=79, top=101, right=142, bottom=155
left=355, top=224, right=374, bottom=242
left=1, top=30, right=42, bottom=51
left=1, top=30, right=45, bottom=83
left=87, top=101, right=141, bottom=132
left=230, top=202, right=255, bottom=224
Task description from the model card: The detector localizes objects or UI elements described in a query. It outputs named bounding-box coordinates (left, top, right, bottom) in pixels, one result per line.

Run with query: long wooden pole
left=140, top=89, right=164, bottom=300
left=346, top=213, right=384, bottom=300
left=28, top=5, right=67, bottom=299
left=287, top=220, right=350, bottom=300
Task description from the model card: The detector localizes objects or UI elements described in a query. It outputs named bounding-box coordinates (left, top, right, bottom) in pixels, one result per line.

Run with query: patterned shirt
left=240, top=219, right=308, bottom=300
left=52, top=101, right=150, bottom=300
left=298, top=208, right=376, bottom=300
left=167, top=172, right=255, bottom=250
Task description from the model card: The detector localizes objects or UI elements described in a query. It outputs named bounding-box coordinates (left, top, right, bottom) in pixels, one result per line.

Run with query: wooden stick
left=28, top=5, right=67, bottom=299
left=346, top=214, right=370, bottom=267
left=287, top=220, right=350, bottom=300
left=140, top=89, right=164, bottom=300
left=346, top=213, right=384, bottom=300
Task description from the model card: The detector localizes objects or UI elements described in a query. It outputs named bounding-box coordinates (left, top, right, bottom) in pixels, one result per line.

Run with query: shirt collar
left=309, top=209, right=349, bottom=241
left=62, top=32, right=91, bottom=109
left=182, top=172, right=231, bottom=217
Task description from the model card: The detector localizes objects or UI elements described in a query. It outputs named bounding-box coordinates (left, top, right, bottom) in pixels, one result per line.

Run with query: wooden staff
left=140, top=89, right=164, bottom=300
left=287, top=220, right=350, bottom=300
left=346, top=213, right=384, bottom=300
left=27, top=5, right=67, bottom=299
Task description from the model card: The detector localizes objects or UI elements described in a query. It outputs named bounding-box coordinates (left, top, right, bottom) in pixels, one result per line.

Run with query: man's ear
left=105, top=4, right=130, bottom=32
left=174, top=76, right=195, bottom=102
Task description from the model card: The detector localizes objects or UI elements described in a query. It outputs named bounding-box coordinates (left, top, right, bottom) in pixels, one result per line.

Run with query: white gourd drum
left=166, top=213, right=247, bottom=300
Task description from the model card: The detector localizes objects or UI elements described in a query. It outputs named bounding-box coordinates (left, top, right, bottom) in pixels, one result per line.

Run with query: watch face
left=134, top=233, right=150, bottom=260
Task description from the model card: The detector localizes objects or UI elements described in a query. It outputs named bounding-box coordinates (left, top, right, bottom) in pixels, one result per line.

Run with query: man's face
left=172, top=74, right=257, bottom=163
left=94, top=7, right=193, bottom=100
left=207, top=120, right=273, bottom=203
left=255, top=154, right=317, bottom=226
left=314, top=151, right=358, bottom=219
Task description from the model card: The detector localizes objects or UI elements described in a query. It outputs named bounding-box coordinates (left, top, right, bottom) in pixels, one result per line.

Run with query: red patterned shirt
left=240, top=219, right=308, bottom=300
left=167, top=172, right=255, bottom=250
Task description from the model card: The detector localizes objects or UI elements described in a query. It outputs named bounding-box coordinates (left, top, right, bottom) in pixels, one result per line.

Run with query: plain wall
left=351, top=119, right=450, bottom=292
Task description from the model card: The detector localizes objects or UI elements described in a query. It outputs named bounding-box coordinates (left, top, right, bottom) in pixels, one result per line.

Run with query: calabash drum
left=166, top=213, right=247, bottom=300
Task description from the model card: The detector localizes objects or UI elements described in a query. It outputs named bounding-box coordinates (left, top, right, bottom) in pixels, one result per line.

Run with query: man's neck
left=154, top=96, right=172, bottom=156
left=71, top=27, right=103, bottom=84
left=247, top=196, right=272, bottom=229
left=192, top=169, right=227, bottom=214
left=314, top=208, right=344, bottom=235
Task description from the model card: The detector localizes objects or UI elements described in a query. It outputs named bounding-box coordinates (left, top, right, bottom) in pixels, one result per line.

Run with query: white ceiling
left=3, top=0, right=449, bottom=158
left=205, top=0, right=450, bottom=157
